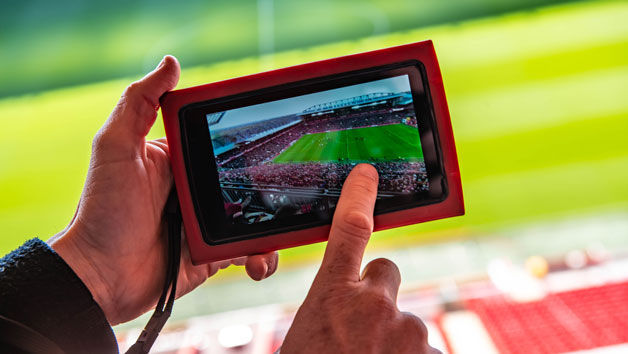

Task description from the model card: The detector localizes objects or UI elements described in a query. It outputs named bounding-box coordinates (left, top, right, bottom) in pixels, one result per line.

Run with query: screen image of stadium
left=207, top=75, right=429, bottom=225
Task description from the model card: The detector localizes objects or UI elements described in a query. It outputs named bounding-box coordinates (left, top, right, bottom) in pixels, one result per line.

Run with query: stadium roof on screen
left=299, top=92, right=408, bottom=115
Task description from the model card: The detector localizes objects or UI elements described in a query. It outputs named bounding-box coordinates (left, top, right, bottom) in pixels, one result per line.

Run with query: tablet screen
left=208, top=75, right=427, bottom=225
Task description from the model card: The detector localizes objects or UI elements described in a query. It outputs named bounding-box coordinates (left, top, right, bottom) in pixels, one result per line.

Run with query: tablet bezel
left=179, top=61, right=447, bottom=245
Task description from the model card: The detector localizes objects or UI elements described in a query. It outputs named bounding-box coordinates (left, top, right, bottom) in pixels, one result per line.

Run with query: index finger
left=317, top=164, right=379, bottom=283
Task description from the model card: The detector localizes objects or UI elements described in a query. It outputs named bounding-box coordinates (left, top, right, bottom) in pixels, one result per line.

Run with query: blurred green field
left=273, top=124, right=423, bottom=163
left=1, top=0, right=627, bottom=260
left=1, top=0, right=579, bottom=97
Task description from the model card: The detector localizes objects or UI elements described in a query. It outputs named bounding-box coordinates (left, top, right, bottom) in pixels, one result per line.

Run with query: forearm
left=0, top=238, right=118, bottom=354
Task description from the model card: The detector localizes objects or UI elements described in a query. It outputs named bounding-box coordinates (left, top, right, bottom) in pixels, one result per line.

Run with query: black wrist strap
left=126, top=189, right=182, bottom=354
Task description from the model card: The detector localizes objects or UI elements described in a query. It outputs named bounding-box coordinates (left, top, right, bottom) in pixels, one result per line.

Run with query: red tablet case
left=160, top=40, right=464, bottom=264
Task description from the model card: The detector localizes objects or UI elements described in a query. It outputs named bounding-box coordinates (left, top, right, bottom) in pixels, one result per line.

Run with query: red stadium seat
left=465, top=281, right=628, bottom=354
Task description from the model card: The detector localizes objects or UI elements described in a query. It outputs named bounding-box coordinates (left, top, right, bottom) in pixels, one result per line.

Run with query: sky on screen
left=208, top=74, right=411, bottom=131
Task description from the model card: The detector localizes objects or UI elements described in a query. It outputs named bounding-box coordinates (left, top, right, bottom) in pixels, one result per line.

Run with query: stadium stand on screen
left=208, top=75, right=428, bottom=225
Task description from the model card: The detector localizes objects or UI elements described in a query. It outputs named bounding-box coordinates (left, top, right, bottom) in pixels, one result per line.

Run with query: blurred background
left=1, top=0, right=627, bottom=353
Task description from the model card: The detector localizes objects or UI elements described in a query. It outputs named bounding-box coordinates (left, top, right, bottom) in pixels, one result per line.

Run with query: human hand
left=49, top=56, right=278, bottom=326
left=280, top=164, right=440, bottom=354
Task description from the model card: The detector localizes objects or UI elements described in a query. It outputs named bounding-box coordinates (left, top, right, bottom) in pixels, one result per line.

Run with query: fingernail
left=156, top=56, right=167, bottom=69
left=266, top=259, right=277, bottom=279
left=260, top=262, right=269, bottom=280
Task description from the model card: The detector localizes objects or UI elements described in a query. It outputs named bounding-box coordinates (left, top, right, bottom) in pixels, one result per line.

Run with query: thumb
left=100, top=55, right=180, bottom=154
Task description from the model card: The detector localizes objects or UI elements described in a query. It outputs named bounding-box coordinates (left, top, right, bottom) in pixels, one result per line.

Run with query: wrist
left=49, top=227, right=116, bottom=324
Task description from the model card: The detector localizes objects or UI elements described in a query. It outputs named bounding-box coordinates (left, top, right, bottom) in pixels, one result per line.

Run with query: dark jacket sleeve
left=0, top=238, right=119, bottom=354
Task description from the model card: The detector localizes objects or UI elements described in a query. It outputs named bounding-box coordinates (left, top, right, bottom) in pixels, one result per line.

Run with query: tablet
left=161, top=40, right=464, bottom=264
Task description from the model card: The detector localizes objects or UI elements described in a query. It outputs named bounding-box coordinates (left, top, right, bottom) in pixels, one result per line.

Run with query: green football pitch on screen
left=273, top=124, right=423, bottom=163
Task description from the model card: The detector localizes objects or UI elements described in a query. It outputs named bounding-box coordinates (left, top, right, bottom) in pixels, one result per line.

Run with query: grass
left=273, top=124, right=423, bottom=163
left=1, top=0, right=627, bottom=261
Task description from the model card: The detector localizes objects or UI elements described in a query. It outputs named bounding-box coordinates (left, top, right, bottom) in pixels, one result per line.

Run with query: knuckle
left=92, top=130, right=103, bottom=148
left=123, top=81, right=142, bottom=98
left=91, top=125, right=120, bottom=153
left=91, top=129, right=108, bottom=150
left=401, top=312, right=429, bottom=339
left=122, top=81, right=158, bottom=117
left=337, top=211, right=373, bottom=241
